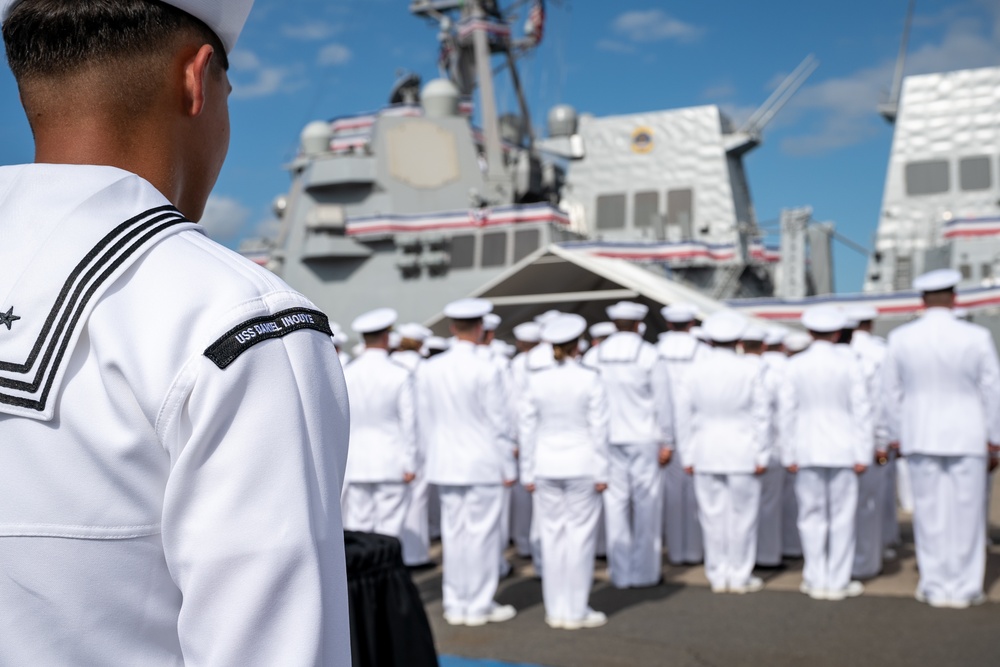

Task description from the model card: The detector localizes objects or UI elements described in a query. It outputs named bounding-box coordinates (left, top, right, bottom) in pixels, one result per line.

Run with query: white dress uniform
left=416, top=318, right=516, bottom=624
left=883, top=297, right=1000, bottom=607
left=342, top=344, right=417, bottom=539
left=657, top=328, right=705, bottom=565
left=393, top=335, right=435, bottom=566
left=759, top=347, right=789, bottom=564
left=520, top=315, right=610, bottom=628
left=675, top=314, right=770, bottom=593
left=583, top=304, right=673, bottom=588
left=848, top=325, right=890, bottom=579
left=780, top=311, right=872, bottom=599
left=508, top=322, right=543, bottom=561
left=0, top=165, right=351, bottom=665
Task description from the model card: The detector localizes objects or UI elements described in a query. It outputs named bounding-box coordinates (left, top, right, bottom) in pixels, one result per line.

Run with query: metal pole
left=470, top=0, right=508, bottom=190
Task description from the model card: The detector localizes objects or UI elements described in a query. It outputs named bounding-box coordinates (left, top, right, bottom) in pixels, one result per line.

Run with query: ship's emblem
left=0, top=306, right=20, bottom=331
left=631, top=127, right=654, bottom=154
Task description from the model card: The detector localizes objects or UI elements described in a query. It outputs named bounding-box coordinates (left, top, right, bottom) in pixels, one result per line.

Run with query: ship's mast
left=878, top=0, right=915, bottom=123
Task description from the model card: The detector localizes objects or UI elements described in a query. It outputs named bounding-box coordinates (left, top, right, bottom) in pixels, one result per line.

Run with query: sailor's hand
left=524, top=483, right=536, bottom=493
left=754, top=465, right=766, bottom=476
left=684, top=466, right=694, bottom=476
left=403, top=472, right=416, bottom=484
left=876, top=450, right=889, bottom=466
left=989, top=443, right=1000, bottom=455
left=889, top=441, right=900, bottom=451
left=854, top=463, right=868, bottom=475
left=503, top=479, right=516, bottom=488
left=659, top=446, right=673, bottom=467
left=786, top=464, right=798, bottom=474
left=513, top=447, right=520, bottom=460
left=595, top=483, right=608, bottom=493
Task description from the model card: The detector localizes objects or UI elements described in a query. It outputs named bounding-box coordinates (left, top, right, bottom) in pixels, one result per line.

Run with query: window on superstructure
left=960, top=264, right=972, bottom=280
left=633, top=191, right=659, bottom=228
left=982, top=263, right=992, bottom=280
left=596, top=194, right=626, bottom=230
left=450, top=234, right=476, bottom=269
left=959, top=156, right=992, bottom=192
left=482, top=231, right=508, bottom=267
left=514, top=229, right=541, bottom=262
left=667, top=189, right=694, bottom=239
left=905, top=160, right=950, bottom=196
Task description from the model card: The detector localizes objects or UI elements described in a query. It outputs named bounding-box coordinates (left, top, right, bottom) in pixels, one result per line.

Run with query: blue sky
left=2, top=0, right=998, bottom=292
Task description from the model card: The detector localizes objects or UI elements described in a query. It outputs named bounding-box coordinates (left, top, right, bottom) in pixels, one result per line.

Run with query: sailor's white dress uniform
left=519, top=342, right=610, bottom=626
left=780, top=328, right=872, bottom=598
left=657, top=329, right=705, bottom=565
left=393, top=346, right=434, bottom=565
left=341, top=347, right=417, bottom=538
left=0, top=165, right=351, bottom=665
left=584, top=327, right=673, bottom=588
left=757, top=347, right=788, bottom=565
left=883, top=305, right=1000, bottom=607
left=675, top=317, right=770, bottom=592
left=416, top=336, right=515, bottom=623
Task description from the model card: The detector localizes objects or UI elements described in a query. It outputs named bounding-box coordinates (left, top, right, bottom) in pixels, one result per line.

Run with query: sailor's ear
left=181, top=44, right=217, bottom=118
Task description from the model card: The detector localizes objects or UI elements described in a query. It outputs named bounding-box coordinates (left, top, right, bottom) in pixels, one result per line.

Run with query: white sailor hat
left=661, top=303, right=699, bottom=323
left=691, top=326, right=710, bottom=343
left=513, top=322, right=541, bottom=343
left=388, top=332, right=402, bottom=349
left=589, top=321, right=617, bottom=339
left=784, top=332, right=812, bottom=353
left=351, top=307, right=398, bottom=334
left=702, top=311, right=747, bottom=343
left=534, top=309, right=562, bottom=325
left=607, top=301, right=648, bottom=321
left=846, top=305, right=879, bottom=323
left=542, top=313, right=588, bottom=345
left=801, top=305, right=847, bottom=333
left=913, top=268, right=961, bottom=293
left=483, top=313, right=501, bottom=332
left=764, top=327, right=788, bottom=346
left=424, top=336, right=450, bottom=352
left=331, top=330, right=349, bottom=348
left=0, top=0, right=255, bottom=53
left=397, top=323, right=432, bottom=342
left=444, top=298, right=493, bottom=320
left=741, top=325, right=766, bottom=343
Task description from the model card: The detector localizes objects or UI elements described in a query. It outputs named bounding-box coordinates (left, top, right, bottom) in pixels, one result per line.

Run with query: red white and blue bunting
left=942, top=216, right=1000, bottom=240
left=559, top=240, right=780, bottom=265
left=344, top=203, right=571, bottom=238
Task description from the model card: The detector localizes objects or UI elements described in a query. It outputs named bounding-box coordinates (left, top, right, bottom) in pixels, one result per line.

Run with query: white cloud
left=779, top=6, right=1000, bottom=156
left=596, top=39, right=636, bottom=54
left=229, top=49, right=305, bottom=99
left=611, top=10, right=704, bottom=44
left=318, top=43, right=353, bottom=67
left=200, top=196, right=251, bottom=241
left=229, top=49, right=261, bottom=71
left=701, top=82, right=737, bottom=100
left=282, top=21, right=342, bottom=41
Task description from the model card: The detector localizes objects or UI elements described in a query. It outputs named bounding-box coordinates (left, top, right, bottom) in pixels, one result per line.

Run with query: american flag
left=527, top=0, right=545, bottom=44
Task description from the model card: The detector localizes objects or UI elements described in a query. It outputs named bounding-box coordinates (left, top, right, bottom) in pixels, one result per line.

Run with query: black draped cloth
left=344, top=531, right=438, bottom=666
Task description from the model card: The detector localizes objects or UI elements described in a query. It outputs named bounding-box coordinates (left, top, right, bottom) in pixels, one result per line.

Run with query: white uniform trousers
left=781, top=469, right=803, bottom=557
left=896, top=457, right=915, bottom=513
left=535, top=477, right=602, bottom=623
left=605, top=443, right=663, bottom=588
left=499, top=486, right=512, bottom=576
left=400, top=475, right=431, bottom=565
left=882, top=458, right=901, bottom=548
left=511, top=482, right=534, bottom=556
left=908, top=455, right=987, bottom=605
left=795, top=467, right=857, bottom=593
left=663, top=459, right=703, bottom=564
left=438, top=484, right=504, bottom=618
left=755, top=464, right=784, bottom=566
left=693, top=473, right=761, bottom=590
left=852, top=463, right=887, bottom=579
left=342, top=482, right=410, bottom=538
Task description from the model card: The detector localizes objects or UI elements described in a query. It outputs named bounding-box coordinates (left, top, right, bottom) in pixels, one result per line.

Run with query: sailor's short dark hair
left=3, top=0, right=228, bottom=81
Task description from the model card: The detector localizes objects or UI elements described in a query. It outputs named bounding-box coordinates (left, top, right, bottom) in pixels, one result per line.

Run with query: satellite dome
left=300, top=121, right=332, bottom=157
left=548, top=104, right=578, bottom=137
left=422, top=78, right=460, bottom=118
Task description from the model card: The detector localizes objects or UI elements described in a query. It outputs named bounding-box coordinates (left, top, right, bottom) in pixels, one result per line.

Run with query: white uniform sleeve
left=399, top=371, right=418, bottom=475
left=158, top=328, right=350, bottom=666
left=753, top=364, right=772, bottom=469
left=674, top=370, right=694, bottom=467
left=881, top=341, right=903, bottom=445
left=652, top=355, right=675, bottom=446
left=518, top=383, right=539, bottom=487
left=588, top=376, right=611, bottom=485
left=483, top=363, right=517, bottom=481
left=778, top=366, right=797, bottom=467
left=976, top=330, right=1000, bottom=445
left=849, top=357, right=874, bottom=466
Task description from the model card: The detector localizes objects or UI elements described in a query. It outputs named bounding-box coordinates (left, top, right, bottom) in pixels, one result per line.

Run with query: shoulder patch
left=204, top=308, right=333, bottom=369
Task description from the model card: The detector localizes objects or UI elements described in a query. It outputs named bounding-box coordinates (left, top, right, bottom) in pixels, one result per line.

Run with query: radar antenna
left=739, top=54, right=819, bottom=138
left=878, top=0, right=916, bottom=123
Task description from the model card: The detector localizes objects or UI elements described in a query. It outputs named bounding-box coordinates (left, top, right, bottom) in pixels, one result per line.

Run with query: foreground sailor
left=509, top=321, right=542, bottom=562
left=676, top=312, right=769, bottom=593
left=341, top=308, right=417, bottom=539
left=780, top=306, right=872, bottom=601
left=0, top=1, right=352, bottom=664
left=883, top=269, right=1000, bottom=609
left=584, top=301, right=673, bottom=588
left=520, top=314, right=610, bottom=629
left=416, top=298, right=517, bottom=626
left=657, top=303, right=705, bottom=566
